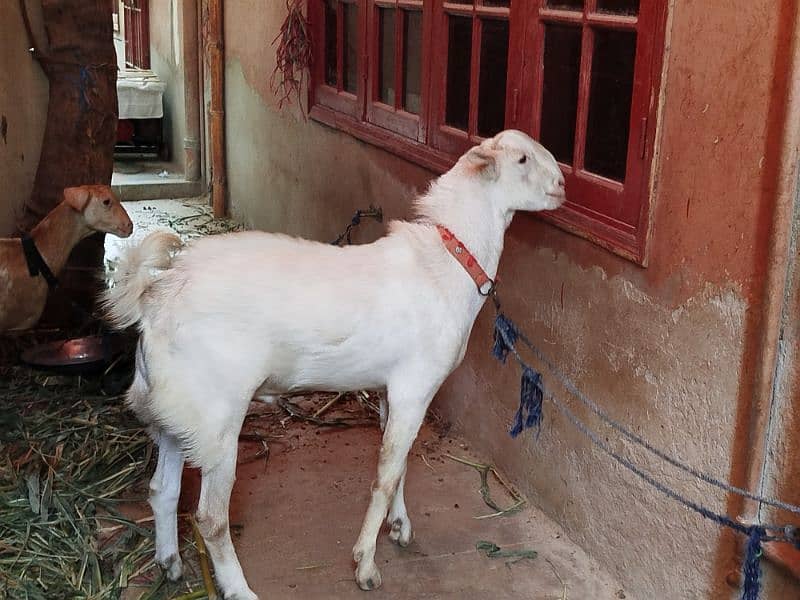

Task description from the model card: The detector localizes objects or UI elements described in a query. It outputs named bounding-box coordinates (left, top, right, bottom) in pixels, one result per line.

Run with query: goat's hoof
left=355, top=562, right=382, bottom=591
left=157, top=553, right=183, bottom=581
left=388, top=517, right=413, bottom=547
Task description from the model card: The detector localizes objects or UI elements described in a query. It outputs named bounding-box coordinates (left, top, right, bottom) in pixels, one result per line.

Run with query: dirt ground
left=140, top=397, right=630, bottom=600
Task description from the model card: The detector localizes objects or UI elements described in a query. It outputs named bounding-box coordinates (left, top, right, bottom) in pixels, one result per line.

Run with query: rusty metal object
left=21, top=335, right=117, bottom=375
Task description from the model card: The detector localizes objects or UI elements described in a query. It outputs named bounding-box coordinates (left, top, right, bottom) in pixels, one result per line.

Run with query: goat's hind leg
left=195, top=434, right=257, bottom=600
left=149, top=428, right=185, bottom=580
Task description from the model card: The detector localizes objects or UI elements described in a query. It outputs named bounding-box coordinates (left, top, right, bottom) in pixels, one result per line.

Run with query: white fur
left=104, top=230, right=184, bottom=328
left=103, top=130, right=565, bottom=599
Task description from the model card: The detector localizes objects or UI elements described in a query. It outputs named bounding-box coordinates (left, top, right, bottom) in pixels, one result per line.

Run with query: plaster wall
left=221, top=1, right=800, bottom=598
left=0, top=2, right=49, bottom=236
left=148, top=0, right=186, bottom=171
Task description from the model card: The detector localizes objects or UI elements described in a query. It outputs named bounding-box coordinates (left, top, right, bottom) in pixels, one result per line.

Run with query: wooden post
left=205, top=0, right=227, bottom=217
left=16, top=0, right=118, bottom=325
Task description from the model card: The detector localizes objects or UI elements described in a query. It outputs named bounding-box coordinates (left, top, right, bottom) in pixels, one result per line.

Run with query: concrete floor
left=112, top=160, right=202, bottom=201
left=175, top=414, right=628, bottom=600
left=104, top=197, right=243, bottom=273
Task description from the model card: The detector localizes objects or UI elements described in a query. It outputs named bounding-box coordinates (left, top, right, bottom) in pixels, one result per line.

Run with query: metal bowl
left=21, top=335, right=117, bottom=375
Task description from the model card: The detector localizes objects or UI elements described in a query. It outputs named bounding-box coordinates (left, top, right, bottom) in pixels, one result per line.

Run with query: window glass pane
left=482, top=0, right=510, bottom=6
left=342, top=2, right=358, bottom=94
left=596, top=0, right=639, bottom=15
left=378, top=8, right=396, bottom=105
left=584, top=29, right=637, bottom=182
left=546, top=0, right=584, bottom=10
left=324, top=0, right=337, bottom=86
left=477, top=19, right=509, bottom=137
left=445, top=16, right=472, bottom=131
left=403, top=10, right=423, bottom=114
left=540, top=24, right=581, bottom=165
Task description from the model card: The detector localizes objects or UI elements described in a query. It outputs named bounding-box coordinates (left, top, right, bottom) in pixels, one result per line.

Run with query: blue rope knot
left=492, top=313, right=518, bottom=364
left=742, top=526, right=764, bottom=600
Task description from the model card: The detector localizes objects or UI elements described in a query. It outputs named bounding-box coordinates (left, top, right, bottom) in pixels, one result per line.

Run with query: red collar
left=436, top=225, right=497, bottom=296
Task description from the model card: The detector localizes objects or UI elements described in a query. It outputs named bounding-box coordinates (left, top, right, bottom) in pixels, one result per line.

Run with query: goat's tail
left=102, top=231, right=184, bottom=329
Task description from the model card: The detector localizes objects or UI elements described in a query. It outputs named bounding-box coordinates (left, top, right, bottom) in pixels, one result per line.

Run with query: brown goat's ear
left=63, top=187, right=91, bottom=212
left=465, top=146, right=499, bottom=180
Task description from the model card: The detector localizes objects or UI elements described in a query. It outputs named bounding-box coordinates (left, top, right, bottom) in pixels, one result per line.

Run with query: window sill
left=541, top=203, right=648, bottom=265
left=310, top=103, right=648, bottom=266
left=310, top=105, right=454, bottom=174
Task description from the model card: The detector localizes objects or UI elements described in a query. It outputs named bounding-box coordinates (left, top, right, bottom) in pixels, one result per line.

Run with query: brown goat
left=0, top=185, right=133, bottom=331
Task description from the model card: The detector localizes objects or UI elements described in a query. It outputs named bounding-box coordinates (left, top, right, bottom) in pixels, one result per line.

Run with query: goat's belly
left=260, top=343, right=398, bottom=393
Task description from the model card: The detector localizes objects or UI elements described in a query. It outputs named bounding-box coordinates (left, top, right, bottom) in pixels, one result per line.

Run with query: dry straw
left=0, top=365, right=203, bottom=599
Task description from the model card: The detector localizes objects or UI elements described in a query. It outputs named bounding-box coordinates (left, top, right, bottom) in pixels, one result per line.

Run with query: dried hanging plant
left=271, top=0, right=312, bottom=118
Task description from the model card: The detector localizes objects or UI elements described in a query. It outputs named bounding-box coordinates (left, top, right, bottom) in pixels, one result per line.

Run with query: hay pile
left=0, top=352, right=384, bottom=600
left=0, top=366, right=204, bottom=600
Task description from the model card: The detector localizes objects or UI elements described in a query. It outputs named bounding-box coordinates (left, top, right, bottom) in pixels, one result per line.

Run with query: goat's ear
left=465, top=146, right=499, bottom=180
left=63, top=187, right=91, bottom=212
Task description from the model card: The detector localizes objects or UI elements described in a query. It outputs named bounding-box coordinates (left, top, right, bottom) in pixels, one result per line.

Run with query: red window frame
left=123, top=0, right=151, bottom=70
left=428, top=2, right=513, bottom=157
left=309, top=0, right=667, bottom=264
left=365, top=1, right=427, bottom=142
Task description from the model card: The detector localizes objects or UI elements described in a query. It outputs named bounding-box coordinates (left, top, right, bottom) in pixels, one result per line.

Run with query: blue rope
left=493, top=314, right=800, bottom=517
left=491, top=310, right=800, bottom=600
left=742, top=527, right=764, bottom=600
left=509, top=367, right=543, bottom=438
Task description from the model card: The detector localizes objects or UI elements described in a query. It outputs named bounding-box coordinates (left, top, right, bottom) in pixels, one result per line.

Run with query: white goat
left=103, top=130, right=565, bottom=599
left=0, top=185, right=133, bottom=331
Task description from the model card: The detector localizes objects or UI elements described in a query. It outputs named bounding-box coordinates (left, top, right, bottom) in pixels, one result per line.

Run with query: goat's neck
left=30, top=203, right=91, bottom=276
left=416, top=177, right=511, bottom=281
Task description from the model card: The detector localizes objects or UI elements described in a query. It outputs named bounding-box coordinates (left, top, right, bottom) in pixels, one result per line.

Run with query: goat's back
left=138, top=228, right=467, bottom=394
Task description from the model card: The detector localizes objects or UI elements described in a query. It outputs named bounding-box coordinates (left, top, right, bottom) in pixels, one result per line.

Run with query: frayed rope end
left=509, top=367, right=544, bottom=439
left=741, top=526, right=763, bottom=600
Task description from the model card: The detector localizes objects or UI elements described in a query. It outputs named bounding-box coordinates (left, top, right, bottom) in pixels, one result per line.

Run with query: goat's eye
left=103, top=198, right=111, bottom=207
left=518, top=156, right=527, bottom=164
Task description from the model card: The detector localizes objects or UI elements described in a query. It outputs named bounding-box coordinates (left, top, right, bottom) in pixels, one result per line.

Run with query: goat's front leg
left=352, top=383, right=432, bottom=590
left=149, top=429, right=185, bottom=581
left=381, top=395, right=412, bottom=547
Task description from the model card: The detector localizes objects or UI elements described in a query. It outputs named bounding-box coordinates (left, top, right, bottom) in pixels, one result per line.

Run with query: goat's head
left=458, top=129, right=566, bottom=213
left=64, top=185, right=134, bottom=238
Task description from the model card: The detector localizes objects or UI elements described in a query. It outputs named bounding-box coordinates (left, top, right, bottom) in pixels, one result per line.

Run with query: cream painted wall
left=148, top=0, right=186, bottom=172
